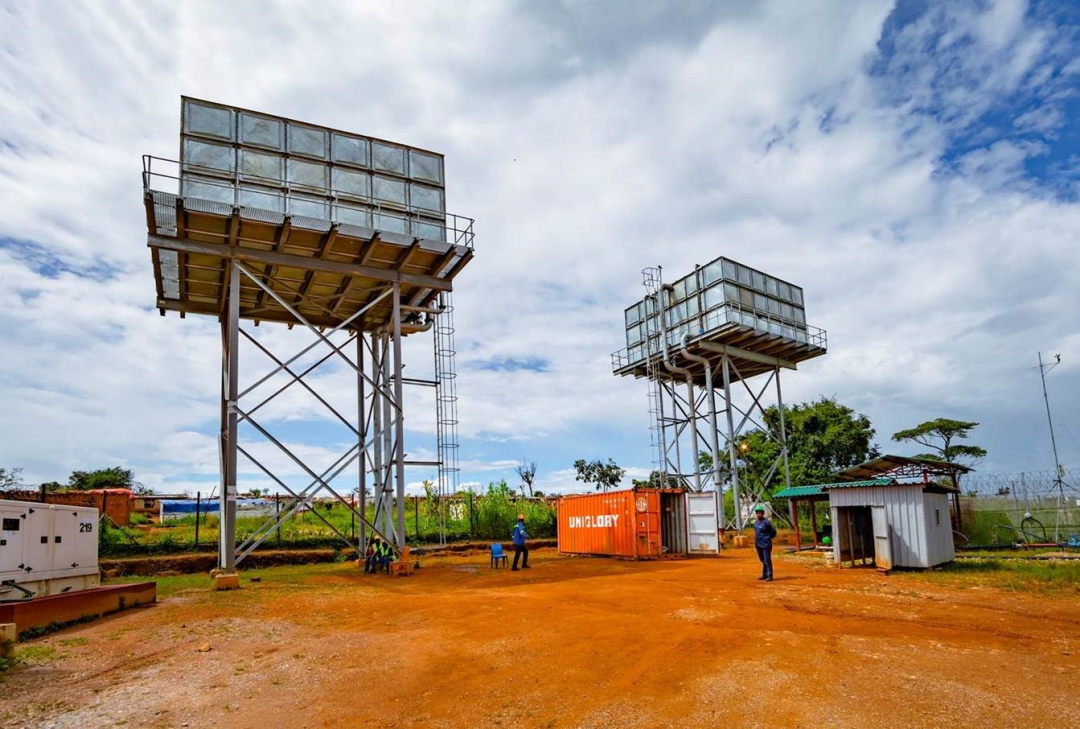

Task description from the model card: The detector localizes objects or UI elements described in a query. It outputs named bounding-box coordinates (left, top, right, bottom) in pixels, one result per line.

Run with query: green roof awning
left=824, top=478, right=895, bottom=489
left=773, top=484, right=827, bottom=498
left=774, top=478, right=894, bottom=499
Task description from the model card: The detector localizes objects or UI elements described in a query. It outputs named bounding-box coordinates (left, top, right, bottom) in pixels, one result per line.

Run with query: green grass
left=57, top=637, right=89, bottom=647
left=14, top=645, right=58, bottom=665
left=908, top=557, right=1080, bottom=596
left=958, top=547, right=1079, bottom=559
left=108, top=561, right=351, bottom=597
left=100, top=488, right=557, bottom=557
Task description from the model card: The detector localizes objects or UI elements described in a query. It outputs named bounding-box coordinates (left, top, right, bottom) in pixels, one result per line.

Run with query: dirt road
left=2, top=548, right=1078, bottom=727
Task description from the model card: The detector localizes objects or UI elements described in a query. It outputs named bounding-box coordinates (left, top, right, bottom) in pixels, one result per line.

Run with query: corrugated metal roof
left=836, top=454, right=972, bottom=480
left=772, top=485, right=828, bottom=498
left=824, top=478, right=896, bottom=489
left=774, top=478, right=896, bottom=499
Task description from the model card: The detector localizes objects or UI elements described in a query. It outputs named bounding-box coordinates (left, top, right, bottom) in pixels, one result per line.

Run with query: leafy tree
left=737, top=398, right=879, bottom=493
left=573, top=458, right=626, bottom=492
left=0, top=467, right=25, bottom=491
left=892, top=418, right=986, bottom=487
left=631, top=470, right=665, bottom=488
left=514, top=459, right=538, bottom=498
left=67, top=466, right=147, bottom=493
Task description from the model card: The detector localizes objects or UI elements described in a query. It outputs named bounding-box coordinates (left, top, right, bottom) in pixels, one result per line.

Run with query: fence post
left=195, top=491, right=201, bottom=548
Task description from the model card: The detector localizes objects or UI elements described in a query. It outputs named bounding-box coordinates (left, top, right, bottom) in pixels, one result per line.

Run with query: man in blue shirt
left=511, top=513, right=530, bottom=571
left=753, top=504, right=777, bottom=581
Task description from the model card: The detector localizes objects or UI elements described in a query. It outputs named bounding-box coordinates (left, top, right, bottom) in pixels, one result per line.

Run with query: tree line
left=570, top=397, right=985, bottom=494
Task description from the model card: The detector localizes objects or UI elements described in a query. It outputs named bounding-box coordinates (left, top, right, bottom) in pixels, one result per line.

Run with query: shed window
left=935, top=508, right=941, bottom=527
left=2, top=518, right=19, bottom=531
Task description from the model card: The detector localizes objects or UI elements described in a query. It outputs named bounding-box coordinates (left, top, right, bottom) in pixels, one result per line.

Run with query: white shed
left=827, top=479, right=956, bottom=570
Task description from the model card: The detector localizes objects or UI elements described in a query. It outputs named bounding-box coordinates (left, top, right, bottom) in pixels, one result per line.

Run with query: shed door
left=871, top=505, right=892, bottom=570
left=685, top=493, right=720, bottom=554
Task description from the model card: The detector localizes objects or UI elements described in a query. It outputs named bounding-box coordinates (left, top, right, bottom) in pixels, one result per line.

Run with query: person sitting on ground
left=753, top=504, right=777, bottom=582
left=363, top=537, right=381, bottom=573
left=379, top=540, right=396, bottom=574
left=511, top=513, right=530, bottom=571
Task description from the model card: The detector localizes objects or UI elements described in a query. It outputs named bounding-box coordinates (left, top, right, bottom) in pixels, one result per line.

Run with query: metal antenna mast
left=1037, top=351, right=1066, bottom=541
left=641, top=267, right=668, bottom=485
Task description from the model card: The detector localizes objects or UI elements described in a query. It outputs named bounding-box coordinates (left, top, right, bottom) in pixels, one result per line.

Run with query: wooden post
left=810, top=501, right=819, bottom=549
left=789, top=499, right=801, bottom=552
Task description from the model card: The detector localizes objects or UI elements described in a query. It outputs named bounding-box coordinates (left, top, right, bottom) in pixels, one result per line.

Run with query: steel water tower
left=612, top=257, right=827, bottom=529
left=142, top=98, right=474, bottom=577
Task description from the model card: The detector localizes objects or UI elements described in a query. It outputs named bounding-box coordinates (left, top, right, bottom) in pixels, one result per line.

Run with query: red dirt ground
left=2, top=547, right=1078, bottom=727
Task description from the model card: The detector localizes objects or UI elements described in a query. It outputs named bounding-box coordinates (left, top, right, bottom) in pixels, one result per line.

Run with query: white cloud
left=1, top=0, right=1078, bottom=494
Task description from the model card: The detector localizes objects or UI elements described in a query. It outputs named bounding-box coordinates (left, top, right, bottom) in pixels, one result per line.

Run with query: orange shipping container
left=558, top=488, right=716, bottom=560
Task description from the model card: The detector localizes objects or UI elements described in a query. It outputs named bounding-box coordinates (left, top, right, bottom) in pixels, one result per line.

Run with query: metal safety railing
left=142, top=155, right=475, bottom=248
left=611, top=301, right=828, bottom=371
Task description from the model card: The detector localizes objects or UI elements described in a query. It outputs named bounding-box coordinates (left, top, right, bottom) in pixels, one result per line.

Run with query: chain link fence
left=959, top=467, right=1079, bottom=546
left=99, top=486, right=557, bottom=558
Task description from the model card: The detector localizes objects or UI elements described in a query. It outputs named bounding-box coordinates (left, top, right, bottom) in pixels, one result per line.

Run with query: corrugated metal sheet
left=558, top=490, right=640, bottom=558
left=775, top=479, right=893, bottom=499
left=830, top=485, right=925, bottom=568
left=773, top=485, right=826, bottom=498
left=923, top=492, right=956, bottom=566
left=558, top=489, right=691, bottom=560
left=823, top=478, right=894, bottom=489
left=828, top=484, right=953, bottom=568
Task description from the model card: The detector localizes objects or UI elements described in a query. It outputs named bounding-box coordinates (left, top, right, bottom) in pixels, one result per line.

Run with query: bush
left=473, top=480, right=555, bottom=541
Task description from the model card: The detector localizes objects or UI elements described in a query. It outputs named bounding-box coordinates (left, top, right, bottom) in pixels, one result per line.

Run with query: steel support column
left=722, top=355, right=741, bottom=531
left=358, top=336, right=367, bottom=554
left=220, top=262, right=240, bottom=573
left=775, top=366, right=792, bottom=495
left=392, top=283, right=407, bottom=549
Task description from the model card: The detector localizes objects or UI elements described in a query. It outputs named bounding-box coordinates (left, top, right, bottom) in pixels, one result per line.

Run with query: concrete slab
left=0, top=583, right=156, bottom=638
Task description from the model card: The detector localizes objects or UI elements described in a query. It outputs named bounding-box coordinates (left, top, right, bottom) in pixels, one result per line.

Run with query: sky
left=1, top=0, right=1079, bottom=497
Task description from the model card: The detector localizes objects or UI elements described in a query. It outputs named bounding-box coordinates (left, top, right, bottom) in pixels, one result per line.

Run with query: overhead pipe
left=657, top=285, right=698, bottom=491
left=682, top=333, right=723, bottom=521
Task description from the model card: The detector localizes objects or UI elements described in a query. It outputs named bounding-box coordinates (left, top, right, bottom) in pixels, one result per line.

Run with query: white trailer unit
left=0, top=500, right=100, bottom=602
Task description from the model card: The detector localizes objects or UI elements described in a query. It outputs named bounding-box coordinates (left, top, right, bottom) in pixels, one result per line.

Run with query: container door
left=871, top=505, right=891, bottom=570
left=0, top=504, right=28, bottom=577
left=634, top=492, right=661, bottom=558
left=685, top=492, right=720, bottom=554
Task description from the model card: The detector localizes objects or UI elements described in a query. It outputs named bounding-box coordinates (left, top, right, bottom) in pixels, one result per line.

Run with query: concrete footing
left=213, top=573, right=241, bottom=591
left=1, top=623, right=15, bottom=659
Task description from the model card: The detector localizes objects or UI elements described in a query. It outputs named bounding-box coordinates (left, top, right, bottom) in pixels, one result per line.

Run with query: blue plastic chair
left=490, top=543, right=509, bottom=568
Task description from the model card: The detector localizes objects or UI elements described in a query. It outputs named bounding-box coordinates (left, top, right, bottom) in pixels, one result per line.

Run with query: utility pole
left=1037, top=352, right=1066, bottom=542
